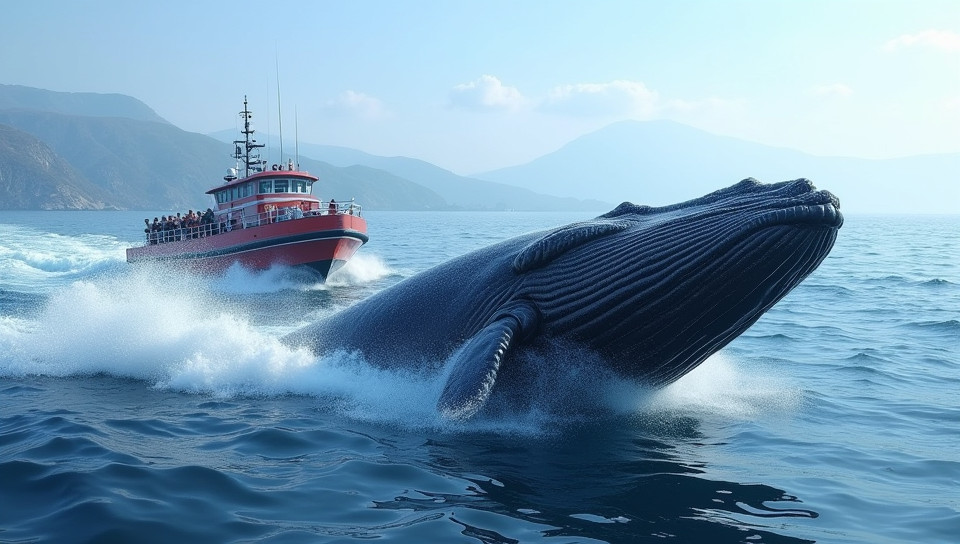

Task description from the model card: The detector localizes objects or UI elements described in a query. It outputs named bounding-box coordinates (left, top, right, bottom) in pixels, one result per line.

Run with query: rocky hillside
left=0, top=123, right=111, bottom=210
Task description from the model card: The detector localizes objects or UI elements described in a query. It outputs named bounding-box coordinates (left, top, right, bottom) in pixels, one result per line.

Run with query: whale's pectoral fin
left=437, top=303, right=540, bottom=420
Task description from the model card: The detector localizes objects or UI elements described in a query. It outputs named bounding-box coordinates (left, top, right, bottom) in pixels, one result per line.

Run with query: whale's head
left=514, top=178, right=842, bottom=386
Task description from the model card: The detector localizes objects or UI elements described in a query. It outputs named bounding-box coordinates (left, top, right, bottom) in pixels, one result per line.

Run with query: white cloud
left=812, top=83, right=854, bottom=98
left=449, top=75, right=526, bottom=111
left=663, top=96, right=742, bottom=114
left=447, top=76, right=738, bottom=126
left=325, top=90, right=387, bottom=120
left=542, top=80, right=659, bottom=117
left=884, top=29, right=960, bottom=52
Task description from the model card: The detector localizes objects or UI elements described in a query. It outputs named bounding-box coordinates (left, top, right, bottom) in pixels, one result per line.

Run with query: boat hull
left=126, top=214, right=368, bottom=279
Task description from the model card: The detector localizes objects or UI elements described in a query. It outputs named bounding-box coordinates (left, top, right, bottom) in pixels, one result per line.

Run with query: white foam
left=327, top=252, right=394, bottom=286
left=206, top=252, right=395, bottom=295
left=212, top=262, right=326, bottom=294
left=0, top=267, right=454, bottom=427
left=624, top=353, right=803, bottom=420
left=0, top=225, right=127, bottom=292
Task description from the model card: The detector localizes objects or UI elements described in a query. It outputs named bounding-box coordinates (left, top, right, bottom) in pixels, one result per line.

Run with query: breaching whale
left=285, top=178, right=842, bottom=419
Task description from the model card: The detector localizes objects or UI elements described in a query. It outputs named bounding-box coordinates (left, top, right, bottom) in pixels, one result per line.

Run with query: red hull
left=127, top=214, right=367, bottom=279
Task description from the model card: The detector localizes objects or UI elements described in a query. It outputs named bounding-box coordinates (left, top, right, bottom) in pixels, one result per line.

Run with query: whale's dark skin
left=285, top=178, right=843, bottom=419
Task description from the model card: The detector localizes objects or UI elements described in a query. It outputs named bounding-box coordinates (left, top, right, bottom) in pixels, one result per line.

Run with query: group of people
left=143, top=209, right=218, bottom=244
left=141, top=200, right=358, bottom=245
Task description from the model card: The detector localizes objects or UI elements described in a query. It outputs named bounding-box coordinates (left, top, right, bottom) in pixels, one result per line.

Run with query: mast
left=232, top=95, right=266, bottom=178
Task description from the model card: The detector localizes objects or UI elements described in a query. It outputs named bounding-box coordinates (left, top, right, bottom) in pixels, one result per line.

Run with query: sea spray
left=209, top=252, right=395, bottom=294
left=0, top=223, right=127, bottom=292
left=327, top=251, right=395, bottom=286
left=637, top=353, right=803, bottom=420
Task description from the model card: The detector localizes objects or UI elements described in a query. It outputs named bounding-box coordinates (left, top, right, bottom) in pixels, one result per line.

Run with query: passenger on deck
left=328, top=199, right=337, bottom=215
left=184, top=210, right=199, bottom=238
left=150, top=218, right=161, bottom=243
left=161, top=215, right=173, bottom=242
left=144, top=219, right=154, bottom=244
left=200, top=208, right=215, bottom=236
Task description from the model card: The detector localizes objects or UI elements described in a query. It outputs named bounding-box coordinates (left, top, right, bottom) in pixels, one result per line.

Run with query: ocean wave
left=841, top=352, right=894, bottom=367
left=739, top=332, right=794, bottom=342
left=0, top=226, right=127, bottom=291
left=0, top=459, right=276, bottom=543
left=920, top=278, right=956, bottom=287
left=907, top=319, right=960, bottom=334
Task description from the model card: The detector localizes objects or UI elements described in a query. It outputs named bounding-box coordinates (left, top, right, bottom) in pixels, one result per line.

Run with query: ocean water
left=0, top=210, right=957, bottom=543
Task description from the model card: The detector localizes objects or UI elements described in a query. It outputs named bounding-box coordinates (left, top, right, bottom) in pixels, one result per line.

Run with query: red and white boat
left=126, top=97, right=368, bottom=279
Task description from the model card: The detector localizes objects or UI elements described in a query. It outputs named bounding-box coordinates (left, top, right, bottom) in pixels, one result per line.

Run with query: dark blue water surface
left=1, top=210, right=957, bottom=543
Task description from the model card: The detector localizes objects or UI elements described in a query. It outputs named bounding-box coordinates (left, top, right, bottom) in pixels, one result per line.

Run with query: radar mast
left=233, top=96, right=266, bottom=178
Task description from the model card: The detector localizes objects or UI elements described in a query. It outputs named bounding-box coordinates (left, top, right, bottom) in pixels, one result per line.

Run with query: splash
left=327, top=252, right=394, bottom=286
left=0, top=261, right=797, bottom=432
left=630, top=353, right=803, bottom=420
left=208, top=252, right=395, bottom=294
left=0, top=268, right=444, bottom=421
left=0, top=224, right=127, bottom=292
left=213, top=263, right=328, bottom=294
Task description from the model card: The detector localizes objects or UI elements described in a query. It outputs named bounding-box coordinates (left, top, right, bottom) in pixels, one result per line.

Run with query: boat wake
left=0, top=223, right=128, bottom=293
left=326, top=252, right=395, bottom=287
left=212, top=252, right=393, bottom=294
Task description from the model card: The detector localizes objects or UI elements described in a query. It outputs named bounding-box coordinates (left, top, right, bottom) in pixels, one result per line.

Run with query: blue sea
left=0, top=210, right=957, bottom=543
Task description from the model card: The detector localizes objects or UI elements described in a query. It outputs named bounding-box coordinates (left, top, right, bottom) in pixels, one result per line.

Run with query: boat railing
left=242, top=201, right=362, bottom=228
left=141, top=201, right=362, bottom=245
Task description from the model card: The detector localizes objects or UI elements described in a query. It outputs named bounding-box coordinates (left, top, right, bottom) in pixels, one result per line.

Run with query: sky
left=2, top=0, right=959, bottom=175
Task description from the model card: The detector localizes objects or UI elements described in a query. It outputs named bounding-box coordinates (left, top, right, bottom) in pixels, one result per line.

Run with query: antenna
left=295, top=105, right=300, bottom=170
left=276, top=56, right=284, bottom=167
left=265, top=80, right=272, bottom=166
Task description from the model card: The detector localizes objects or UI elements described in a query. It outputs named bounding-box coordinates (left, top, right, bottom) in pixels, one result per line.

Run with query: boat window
left=274, top=180, right=289, bottom=193
left=259, top=180, right=272, bottom=194
left=231, top=186, right=239, bottom=200
left=245, top=183, right=254, bottom=197
left=294, top=180, right=308, bottom=193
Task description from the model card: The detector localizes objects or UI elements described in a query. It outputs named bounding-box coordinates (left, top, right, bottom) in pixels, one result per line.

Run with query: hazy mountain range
left=0, top=85, right=601, bottom=212
left=0, top=84, right=955, bottom=213
left=477, top=120, right=960, bottom=214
